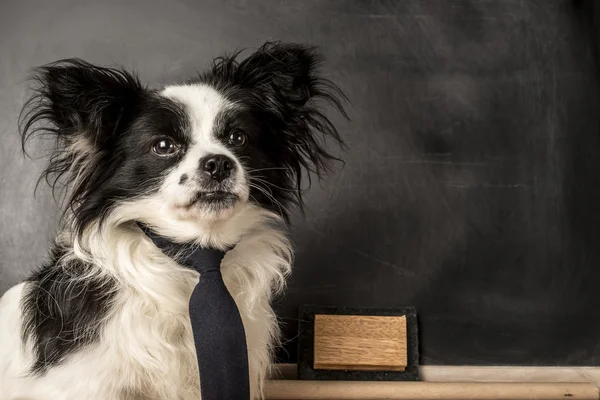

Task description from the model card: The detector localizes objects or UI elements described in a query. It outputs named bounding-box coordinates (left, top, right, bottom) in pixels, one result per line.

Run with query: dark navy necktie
left=138, top=223, right=250, bottom=400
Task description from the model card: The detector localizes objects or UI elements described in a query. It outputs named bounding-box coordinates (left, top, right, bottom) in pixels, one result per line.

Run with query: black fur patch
left=21, top=244, right=118, bottom=375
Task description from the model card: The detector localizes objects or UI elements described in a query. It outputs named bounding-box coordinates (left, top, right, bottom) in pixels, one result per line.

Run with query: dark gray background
left=2, top=0, right=600, bottom=366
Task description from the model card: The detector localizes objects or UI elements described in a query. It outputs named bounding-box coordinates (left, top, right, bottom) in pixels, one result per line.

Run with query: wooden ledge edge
left=270, top=363, right=600, bottom=387
left=264, top=380, right=600, bottom=400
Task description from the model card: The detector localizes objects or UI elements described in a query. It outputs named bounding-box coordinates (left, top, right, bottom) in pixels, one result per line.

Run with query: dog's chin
left=175, top=190, right=243, bottom=222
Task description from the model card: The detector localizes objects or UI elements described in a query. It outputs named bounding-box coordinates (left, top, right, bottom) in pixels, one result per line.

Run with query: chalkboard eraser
left=313, top=314, right=407, bottom=371
left=298, top=305, right=419, bottom=381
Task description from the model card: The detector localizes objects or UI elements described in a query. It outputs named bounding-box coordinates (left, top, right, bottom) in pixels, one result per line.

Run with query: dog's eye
left=152, top=139, right=178, bottom=156
left=228, top=131, right=247, bottom=147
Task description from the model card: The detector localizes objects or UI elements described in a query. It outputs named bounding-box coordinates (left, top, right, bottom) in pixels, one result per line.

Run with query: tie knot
left=181, top=246, right=227, bottom=273
left=137, top=223, right=229, bottom=273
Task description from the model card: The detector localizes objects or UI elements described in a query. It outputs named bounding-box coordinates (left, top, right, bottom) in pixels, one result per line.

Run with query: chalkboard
left=1, top=0, right=599, bottom=367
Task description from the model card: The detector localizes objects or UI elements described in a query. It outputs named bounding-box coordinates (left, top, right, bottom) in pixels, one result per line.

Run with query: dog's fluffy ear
left=19, top=59, right=145, bottom=199
left=234, top=42, right=347, bottom=117
left=20, top=59, right=145, bottom=151
left=235, top=42, right=330, bottom=107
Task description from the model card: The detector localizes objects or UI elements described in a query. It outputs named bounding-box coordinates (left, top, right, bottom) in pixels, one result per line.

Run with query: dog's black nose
left=200, top=154, right=235, bottom=182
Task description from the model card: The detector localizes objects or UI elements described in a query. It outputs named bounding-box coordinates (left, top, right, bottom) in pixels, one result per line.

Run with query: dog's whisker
left=248, top=176, right=298, bottom=193
left=249, top=183, right=292, bottom=217
left=245, top=167, right=292, bottom=173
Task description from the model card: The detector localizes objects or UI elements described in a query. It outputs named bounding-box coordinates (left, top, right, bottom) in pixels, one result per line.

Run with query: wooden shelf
left=266, top=364, right=600, bottom=400
left=265, top=380, right=599, bottom=400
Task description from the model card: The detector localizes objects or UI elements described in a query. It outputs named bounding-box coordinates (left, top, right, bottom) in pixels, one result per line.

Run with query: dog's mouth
left=185, top=191, right=239, bottom=209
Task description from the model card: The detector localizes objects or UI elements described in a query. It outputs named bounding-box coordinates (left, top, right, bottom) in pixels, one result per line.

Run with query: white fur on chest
left=0, top=213, right=291, bottom=400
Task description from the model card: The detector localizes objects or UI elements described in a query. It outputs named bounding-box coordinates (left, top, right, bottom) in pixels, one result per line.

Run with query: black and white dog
left=0, top=42, right=345, bottom=399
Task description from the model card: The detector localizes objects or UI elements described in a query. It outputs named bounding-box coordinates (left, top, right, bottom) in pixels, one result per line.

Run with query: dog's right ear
left=20, top=59, right=145, bottom=156
left=19, top=59, right=146, bottom=198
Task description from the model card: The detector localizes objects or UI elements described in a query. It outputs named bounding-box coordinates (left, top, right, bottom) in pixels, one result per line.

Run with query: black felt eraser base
left=297, top=305, right=420, bottom=381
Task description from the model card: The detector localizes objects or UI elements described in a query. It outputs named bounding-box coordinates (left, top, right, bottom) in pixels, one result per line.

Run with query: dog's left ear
left=234, top=42, right=345, bottom=112
left=232, top=42, right=348, bottom=190
left=235, top=42, right=325, bottom=106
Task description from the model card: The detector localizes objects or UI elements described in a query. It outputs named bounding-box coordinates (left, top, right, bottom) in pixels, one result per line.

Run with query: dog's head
left=21, top=42, right=346, bottom=243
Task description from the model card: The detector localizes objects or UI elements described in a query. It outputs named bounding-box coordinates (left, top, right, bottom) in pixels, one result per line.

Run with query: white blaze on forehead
left=161, top=84, right=230, bottom=149
left=159, top=84, right=244, bottom=196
